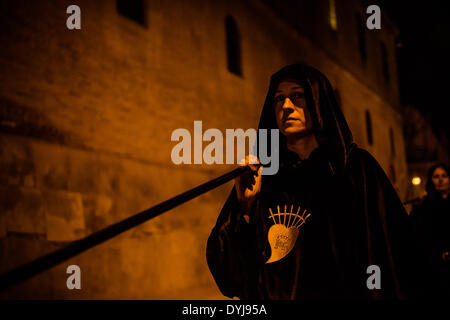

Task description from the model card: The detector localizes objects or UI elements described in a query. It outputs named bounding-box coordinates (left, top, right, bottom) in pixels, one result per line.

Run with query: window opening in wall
left=381, top=42, right=390, bottom=84
left=389, top=127, right=395, bottom=156
left=365, top=110, right=373, bottom=145
left=328, top=0, right=338, bottom=31
left=117, top=0, right=145, bottom=26
left=356, top=13, right=367, bottom=67
left=334, top=88, right=342, bottom=108
left=225, top=15, right=243, bottom=77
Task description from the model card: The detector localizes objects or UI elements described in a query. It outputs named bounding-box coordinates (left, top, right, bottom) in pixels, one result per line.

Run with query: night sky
left=380, top=0, right=450, bottom=139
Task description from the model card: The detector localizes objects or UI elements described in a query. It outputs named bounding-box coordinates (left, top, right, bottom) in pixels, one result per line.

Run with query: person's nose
left=282, top=98, right=295, bottom=111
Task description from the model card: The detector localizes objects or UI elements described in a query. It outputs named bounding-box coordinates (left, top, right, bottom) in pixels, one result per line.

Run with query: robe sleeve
left=206, top=186, right=262, bottom=299
left=348, top=148, right=428, bottom=298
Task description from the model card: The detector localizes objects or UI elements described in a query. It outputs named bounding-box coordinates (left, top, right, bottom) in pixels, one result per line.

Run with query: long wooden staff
left=0, top=165, right=258, bottom=291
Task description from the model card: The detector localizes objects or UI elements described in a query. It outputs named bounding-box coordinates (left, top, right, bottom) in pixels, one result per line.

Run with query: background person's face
left=274, top=80, right=313, bottom=137
left=432, top=167, right=450, bottom=193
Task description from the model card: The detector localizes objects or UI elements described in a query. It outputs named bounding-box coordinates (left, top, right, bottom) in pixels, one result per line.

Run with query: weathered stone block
left=44, top=190, right=85, bottom=242
left=32, top=143, right=71, bottom=191
left=82, top=194, right=113, bottom=235
left=0, top=185, right=46, bottom=235
left=0, top=134, right=36, bottom=188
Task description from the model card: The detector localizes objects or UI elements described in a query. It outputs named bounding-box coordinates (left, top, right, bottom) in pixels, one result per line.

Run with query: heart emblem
left=265, top=205, right=311, bottom=264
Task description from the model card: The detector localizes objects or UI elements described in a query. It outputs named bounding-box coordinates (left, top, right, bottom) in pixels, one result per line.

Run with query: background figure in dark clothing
left=206, top=64, right=423, bottom=300
left=410, top=163, right=450, bottom=298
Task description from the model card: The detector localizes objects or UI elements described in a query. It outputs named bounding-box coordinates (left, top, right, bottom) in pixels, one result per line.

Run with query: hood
left=257, top=63, right=354, bottom=176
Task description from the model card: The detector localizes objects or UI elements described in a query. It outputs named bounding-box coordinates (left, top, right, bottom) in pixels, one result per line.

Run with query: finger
left=247, top=155, right=261, bottom=172
left=250, top=162, right=264, bottom=172
left=247, top=154, right=260, bottom=165
left=238, top=155, right=260, bottom=166
left=257, top=165, right=263, bottom=176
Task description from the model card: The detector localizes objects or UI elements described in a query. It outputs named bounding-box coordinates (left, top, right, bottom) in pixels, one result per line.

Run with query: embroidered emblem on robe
left=266, top=204, right=311, bottom=264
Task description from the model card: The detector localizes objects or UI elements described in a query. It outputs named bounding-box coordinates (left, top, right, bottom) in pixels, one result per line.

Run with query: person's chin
left=282, top=126, right=307, bottom=136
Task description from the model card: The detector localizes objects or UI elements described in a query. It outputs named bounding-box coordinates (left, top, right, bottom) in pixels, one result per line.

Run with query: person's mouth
left=284, top=117, right=299, bottom=122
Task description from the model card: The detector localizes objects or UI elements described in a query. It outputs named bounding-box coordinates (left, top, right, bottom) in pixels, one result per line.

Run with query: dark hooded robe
left=206, top=64, right=422, bottom=300
left=410, top=196, right=450, bottom=298
left=410, top=164, right=450, bottom=298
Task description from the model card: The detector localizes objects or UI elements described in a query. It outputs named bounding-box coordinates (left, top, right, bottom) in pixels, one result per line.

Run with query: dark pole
left=0, top=165, right=254, bottom=291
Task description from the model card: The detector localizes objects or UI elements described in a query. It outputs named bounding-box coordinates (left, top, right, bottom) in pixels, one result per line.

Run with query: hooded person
left=410, top=163, right=450, bottom=298
left=206, top=64, right=422, bottom=299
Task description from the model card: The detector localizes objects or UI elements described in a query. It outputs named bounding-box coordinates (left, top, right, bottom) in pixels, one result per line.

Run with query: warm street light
left=412, top=177, right=421, bottom=186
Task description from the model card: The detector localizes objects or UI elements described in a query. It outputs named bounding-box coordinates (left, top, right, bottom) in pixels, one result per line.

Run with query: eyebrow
left=275, top=86, right=304, bottom=93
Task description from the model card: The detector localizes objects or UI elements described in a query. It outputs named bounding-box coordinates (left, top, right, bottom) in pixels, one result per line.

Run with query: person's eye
left=274, top=95, right=286, bottom=103
left=292, top=92, right=303, bottom=100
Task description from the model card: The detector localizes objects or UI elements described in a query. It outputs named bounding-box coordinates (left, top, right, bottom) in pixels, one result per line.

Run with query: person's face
left=273, top=80, right=313, bottom=137
left=431, top=167, right=450, bottom=193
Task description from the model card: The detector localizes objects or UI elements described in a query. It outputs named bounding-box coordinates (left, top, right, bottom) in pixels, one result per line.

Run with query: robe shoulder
left=345, top=147, right=400, bottom=198
left=347, top=147, right=389, bottom=177
left=346, top=146, right=408, bottom=227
